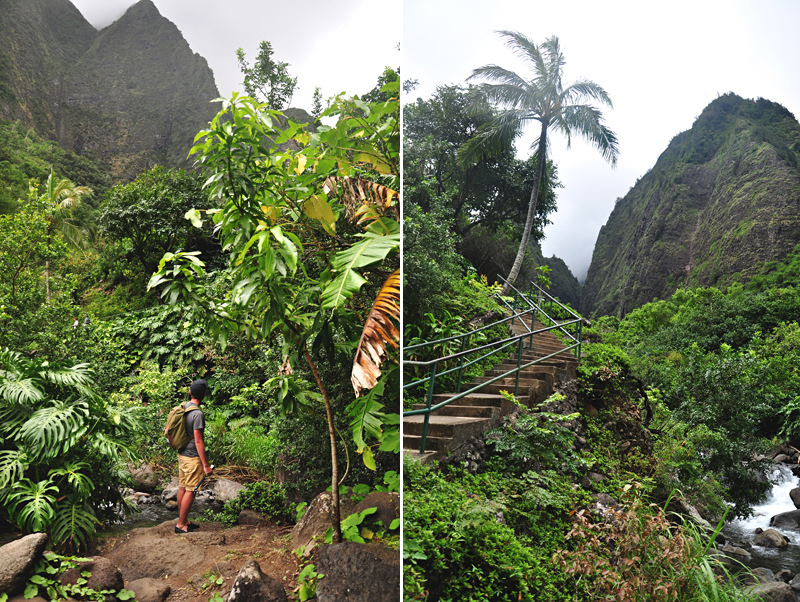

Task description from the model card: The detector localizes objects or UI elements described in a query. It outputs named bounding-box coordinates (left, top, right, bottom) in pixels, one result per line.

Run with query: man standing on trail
left=175, top=378, right=213, bottom=534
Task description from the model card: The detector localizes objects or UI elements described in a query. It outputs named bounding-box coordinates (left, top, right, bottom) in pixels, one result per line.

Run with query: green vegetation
left=0, top=67, right=399, bottom=557
left=236, top=40, right=298, bottom=110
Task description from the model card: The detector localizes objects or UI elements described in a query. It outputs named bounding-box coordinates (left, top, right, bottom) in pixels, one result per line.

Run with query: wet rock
left=774, top=454, right=790, bottom=464
left=789, top=573, right=800, bottom=590
left=753, top=528, right=789, bottom=549
left=775, top=570, right=793, bottom=583
left=0, top=533, right=49, bottom=596
left=127, top=578, right=171, bottom=602
left=755, top=527, right=764, bottom=534
left=790, top=488, right=800, bottom=509
left=227, top=559, right=288, bottom=602
left=770, top=510, right=800, bottom=530
left=745, top=581, right=795, bottom=602
left=316, top=542, right=399, bottom=602
left=720, top=545, right=751, bottom=560
left=742, top=567, right=776, bottom=584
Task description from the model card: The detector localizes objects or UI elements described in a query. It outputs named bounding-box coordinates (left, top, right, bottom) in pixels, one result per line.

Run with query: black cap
left=190, top=379, right=208, bottom=401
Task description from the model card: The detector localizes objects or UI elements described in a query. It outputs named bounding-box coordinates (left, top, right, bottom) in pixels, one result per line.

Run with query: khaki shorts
left=178, top=455, right=204, bottom=489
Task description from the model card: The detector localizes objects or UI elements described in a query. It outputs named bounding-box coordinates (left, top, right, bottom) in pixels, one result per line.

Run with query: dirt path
left=92, top=519, right=304, bottom=601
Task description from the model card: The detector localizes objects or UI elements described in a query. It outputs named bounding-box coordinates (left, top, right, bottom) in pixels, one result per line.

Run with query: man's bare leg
left=176, top=487, right=195, bottom=531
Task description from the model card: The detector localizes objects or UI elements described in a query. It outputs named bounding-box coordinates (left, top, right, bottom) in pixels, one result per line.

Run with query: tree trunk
left=500, top=121, right=549, bottom=296
left=303, top=348, right=342, bottom=543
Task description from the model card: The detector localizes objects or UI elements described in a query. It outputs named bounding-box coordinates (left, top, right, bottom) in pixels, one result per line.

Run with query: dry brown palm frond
left=323, top=176, right=399, bottom=222
left=351, top=269, right=400, bottom=396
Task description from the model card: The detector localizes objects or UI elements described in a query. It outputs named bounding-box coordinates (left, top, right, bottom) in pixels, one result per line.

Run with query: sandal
left=188, top=523, right=200, bottom=531
left=174, top=526, right=189, bottom=534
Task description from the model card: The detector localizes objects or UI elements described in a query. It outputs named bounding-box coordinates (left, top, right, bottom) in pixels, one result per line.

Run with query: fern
left=51, top=500, right=98, bottom=550
left=8, top=478, right=58, bottom=532
left=19, top=398, right=90, bottom=460
left=0, top=449, right=29, bottom=490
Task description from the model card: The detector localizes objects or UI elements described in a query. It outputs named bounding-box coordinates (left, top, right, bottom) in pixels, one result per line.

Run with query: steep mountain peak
left=582, top=94, right=800, bottom=317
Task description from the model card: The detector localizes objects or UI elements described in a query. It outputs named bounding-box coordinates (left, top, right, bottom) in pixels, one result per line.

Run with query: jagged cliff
left=0, top=0, right=219, bottom=181
left=582, top=94, right=800, bottom=317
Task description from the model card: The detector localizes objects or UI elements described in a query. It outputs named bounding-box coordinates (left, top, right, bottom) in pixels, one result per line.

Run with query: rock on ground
left=130, top=463, right=159, bottom=493
left=238, top=509, right=267, bottom=526
left=291, top=489, right=359, bottom=551
left=0, top=533, right=49, bottom=596
left=126, top=578, right=171, bottom=602
left=315, top=542, right=399, bottom=602
left=213, top=479, right=246, bottom=503
left=227, top=559, right=288, bottom=602
left=790, top=487, right=800, bottom=509
left=59, top=556, right=123, bottom=592
left=106, top=521, right=206, bottom=581
left=348, top=492, right=399, bottom=530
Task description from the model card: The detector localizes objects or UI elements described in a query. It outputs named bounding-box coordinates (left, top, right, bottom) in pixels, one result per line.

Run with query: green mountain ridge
left=0, top=0, right=219, bottom=182
left=582, top=93, right=800, bottom=317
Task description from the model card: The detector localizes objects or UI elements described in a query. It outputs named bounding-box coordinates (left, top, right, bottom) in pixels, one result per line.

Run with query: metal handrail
left=403, top=273, right=586, bottom=454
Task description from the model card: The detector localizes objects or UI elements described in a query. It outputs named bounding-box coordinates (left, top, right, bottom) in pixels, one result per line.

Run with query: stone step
left=403, top=414, right=491, bottom=438
left=431, top=392, right=507, bottom=409
left=411, top=403, right=498, bottom=419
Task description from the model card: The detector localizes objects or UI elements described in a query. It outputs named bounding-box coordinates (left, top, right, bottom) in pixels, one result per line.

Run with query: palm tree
left=39, top=168, right=92, bottom=300
left=459, top=31, right=619, bottom=296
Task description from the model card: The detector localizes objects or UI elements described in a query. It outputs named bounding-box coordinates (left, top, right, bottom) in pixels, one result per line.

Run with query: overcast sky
left=404, top=0, right=800, bottom=282
left=70, top=0, right=400, bottom=113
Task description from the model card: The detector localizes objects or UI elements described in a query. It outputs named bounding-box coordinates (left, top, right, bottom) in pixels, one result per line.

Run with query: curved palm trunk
left=500, top=121, right=549, bottom=296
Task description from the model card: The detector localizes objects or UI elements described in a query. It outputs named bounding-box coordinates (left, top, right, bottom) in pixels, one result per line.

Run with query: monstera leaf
left=19, top=398, right=89, bottom=461
left=51, top=499, right=98, bottom=550
left=8, top=478, right=58, bottom=532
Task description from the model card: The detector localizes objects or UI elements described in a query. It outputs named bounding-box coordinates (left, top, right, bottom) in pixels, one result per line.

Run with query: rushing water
left=721, top=465, right=800, bottom=574
left=107, top=491, right=223, bottom=531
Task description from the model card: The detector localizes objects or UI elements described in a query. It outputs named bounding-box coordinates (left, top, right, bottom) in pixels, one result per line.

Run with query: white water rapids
left=721, top=465, right=800, bottom=574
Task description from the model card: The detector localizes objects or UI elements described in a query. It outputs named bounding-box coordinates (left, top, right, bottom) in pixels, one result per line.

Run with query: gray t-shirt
left=178, top=402, right=204, bottom=457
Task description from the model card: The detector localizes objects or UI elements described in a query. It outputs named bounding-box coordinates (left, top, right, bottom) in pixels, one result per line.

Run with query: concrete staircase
left=404, top=314, right=579, bottom=462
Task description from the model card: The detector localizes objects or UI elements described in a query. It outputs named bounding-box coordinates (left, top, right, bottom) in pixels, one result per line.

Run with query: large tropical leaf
left=49, top=462, right=95, bottom=500
left=18, top=398, right=89, bottom=460
left=0, top=377, right=44, bottom=405
left=321, top=220, right=400, bottom=310
left=0, top=403, right=32, bottom=437
left=8, top=478, right=58, bottom=532
left=0, top=449, right=29, bottom=490
left=51, top=500, right=98, bottom=550
left=351, top=269, right=400, bottom=395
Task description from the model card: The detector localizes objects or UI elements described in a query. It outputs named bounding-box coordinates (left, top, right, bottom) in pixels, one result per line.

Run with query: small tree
left=149, top=75, right=401, bottom=541
left=236, top=41, right=298, bottom=110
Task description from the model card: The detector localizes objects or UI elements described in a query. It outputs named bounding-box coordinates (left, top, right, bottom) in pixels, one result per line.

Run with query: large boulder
left=790, top=487, right=800, bottom=509
left=126, top=578, right=171, bottom=602
left=59, top=556, right=123, bottom=592
left=753, top=528, right=789, bottom=549
left=130, top=464, right=159, bottom=494
left=291, top=489, right=360, bottom=550
left=315, top=542, right=400, bottom=602
left=348, top=492, right=399, bottom=531
left=745, top=581, right=796, bottom=602
left=227, top=559, right=288, bottom=602
left=213, top=479, right=246, bottom=503
left=0, top=533, right=49, bottom=596
left=770, top=510, right=800, bottom=530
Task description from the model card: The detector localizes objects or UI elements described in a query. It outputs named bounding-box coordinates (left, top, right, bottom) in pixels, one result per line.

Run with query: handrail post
left=577, top=320, right=583, bottom=360
left=456, top=337, right=466, bottom=393
left=515, top=337, right=523, bottom=396
left=419, top=362, right=438, bottom=454
left=511, top=293, right=517, bottom=327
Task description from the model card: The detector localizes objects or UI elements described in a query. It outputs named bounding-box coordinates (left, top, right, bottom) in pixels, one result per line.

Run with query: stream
left=722, top=465, right=800, bottom=575
left=107, top=490, right=224, bottom=531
